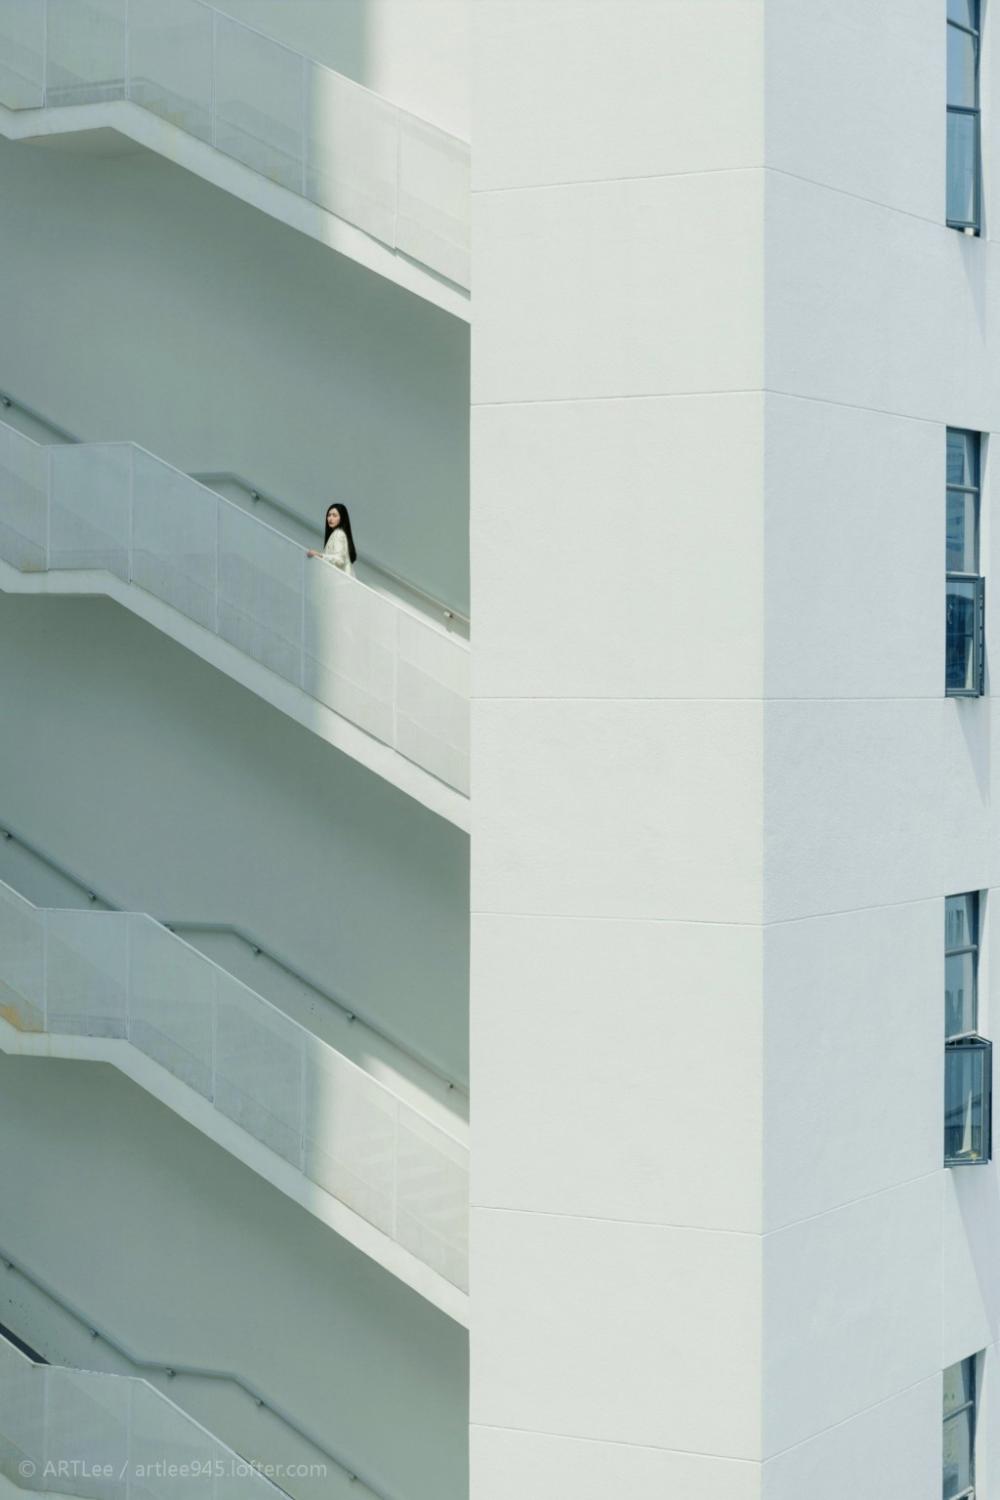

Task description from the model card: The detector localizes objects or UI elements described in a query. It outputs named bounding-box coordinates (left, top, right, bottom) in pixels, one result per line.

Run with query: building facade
left=0, top=2, right=993, bottom=1499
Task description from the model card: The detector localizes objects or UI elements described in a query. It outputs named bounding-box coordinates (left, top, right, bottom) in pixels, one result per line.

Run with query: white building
left=0, top=3, right=992, bottom=1498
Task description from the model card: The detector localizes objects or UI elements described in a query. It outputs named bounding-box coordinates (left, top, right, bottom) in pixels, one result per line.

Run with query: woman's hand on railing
left=306, top=549, right=319, bottom=558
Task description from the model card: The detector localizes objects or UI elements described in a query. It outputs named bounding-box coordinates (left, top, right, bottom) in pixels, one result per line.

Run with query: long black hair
left=325, top=502, right=357, bottom=564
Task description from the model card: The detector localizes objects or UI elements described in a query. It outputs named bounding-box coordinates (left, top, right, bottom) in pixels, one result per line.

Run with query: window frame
left=943, top=1354, right=979, bottom=1500
left=947, top=0, right=982, bottom=233
left=944, top=891, right=992, bottom=1168
left=945, top=1034, right=993, bottom=1166
left=946, top=891, right=980, bottom=1033
left=946, top=429, right=985, bottom=698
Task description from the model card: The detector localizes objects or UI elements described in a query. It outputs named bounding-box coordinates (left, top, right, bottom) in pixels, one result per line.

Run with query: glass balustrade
left=0, top=420, right=470, bottom=795
left=0, top=880, right=469, bottom=1290
left=0, top=0, right=470, bottom=286
left=0, top=1334, right=282, bottom=1499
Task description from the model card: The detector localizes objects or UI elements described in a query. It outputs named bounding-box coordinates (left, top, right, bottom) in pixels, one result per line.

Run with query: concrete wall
left=758, top=1, right=997, bottom=1493
left=205, top=0, right=469, bottom=139
left=470, top=3, right=766, bottom=1496
left=0, top=594, right=470, bottom=1086
left=0, top=136, right=470, bottom=614
left=0, top=1057, right=468, bottom=1500
left=472, top=0, right=1000, bottom=1496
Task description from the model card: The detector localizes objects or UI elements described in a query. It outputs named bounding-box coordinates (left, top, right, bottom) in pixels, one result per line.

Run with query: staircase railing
left=0, top=0, right=470, bottom=287
left=0, top=877, right=469, bottom=1293
left=0, top=416, right=470, bottom=794
left=0, top=819, right=468, bottom=1099
left=0, top=389, right=470, bottom=632
left=0, top=1252, right=391, bottom=1497
left=0, top=1327, right=296, bottom=1499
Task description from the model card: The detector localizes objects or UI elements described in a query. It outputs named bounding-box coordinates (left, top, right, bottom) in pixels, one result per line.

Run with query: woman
left=307, top=504, right=357, bottom=577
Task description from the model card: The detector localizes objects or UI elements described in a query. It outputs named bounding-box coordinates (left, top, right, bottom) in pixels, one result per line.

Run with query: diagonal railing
left=0, top=417, right=470, bottom=795
left=0, top=1257, right=391, bottom=1499
left=0, top=877, right=469, bottom=1294
left=0, top=819, right=469, bottom=1099
left=0, top=0, right=469, bottom=288
left=0, top=1329, right=296, bottom=1500
left=0, top=389, right=470, bottom=633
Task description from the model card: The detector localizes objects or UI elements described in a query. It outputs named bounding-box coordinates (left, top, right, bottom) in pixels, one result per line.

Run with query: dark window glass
left=946, top=430, right=983, bottom=696
left=943, top=1356, right=976, bottom=1500
left=945, top=1041, right=991, bottom=1164
left=947, top=2, right=981, bottom=230
left=947, top=113, right=979, bottom=228
left=948, top=428, right=979, bottom=490
left=945, top=893, right=978, bottom=1037
left=948, top=0, right=979, bottom=29
left=949, top=24, right=978, bottom=106
left=946, top=579, right=980, bottom=693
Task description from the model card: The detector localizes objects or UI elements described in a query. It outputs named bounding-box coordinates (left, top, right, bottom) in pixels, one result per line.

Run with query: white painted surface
left=764, top=0, right=943, bottom=222
left=472, top=0, right=762, bottom=192
left=473, top=169, right=763, bottom=406
left=763, top=394, right=943, bottom=699
left=473, top=699, right=763, bottom=923
left=762, top=1174, right=942, bottom=1456
left=0, top=137, right=470, bottom=614
left=473, top=393, right=764, bottom=700
left=761, top=1378, right=940, bottom=1500
left=473, top=914, right=762, bottom=1233
left=0, top=556, right=470, bottom=827
left=0, top=1057, right=468, bottom=1500
left=471, top=4, right=767, bottom=1492
left=471, top=1207, right=762, bottom=1459
left=941, top=1169, right=999, bottom=1370
left=0, top=102, right=468, bottom=314
left=5, top=0, right=999, bottom=1489
left=763, top=901, right=940, bottom=1230
left=763, top=698, right=990, bottom=923
left=471, top=0, right=1000, bottom=1492
left=0, top=878, right=470, bottom=1316
left=765, top=171, right=995, bottom=428
left=471, top=1427, right=760, bottom=1500
left=0, top=596, right=470, bottom=1086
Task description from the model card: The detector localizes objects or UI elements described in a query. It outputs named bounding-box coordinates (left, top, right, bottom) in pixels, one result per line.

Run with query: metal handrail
left=0, top=822, right=467, bottom=1096
left=0, top=1252, right=389, bottom=1500
left=0, top=392, right=74, bottom=442
left=191, top=470, right=469, bottom=631
left=0, top=870, right=468, bottom=1162
left=0, top=1330, right=293, bottom=1500
left=0, top=389, right=469, bottom=631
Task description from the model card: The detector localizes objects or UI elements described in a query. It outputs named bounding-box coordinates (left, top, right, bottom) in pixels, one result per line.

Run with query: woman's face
left=327, top=507, right=341, bottom=530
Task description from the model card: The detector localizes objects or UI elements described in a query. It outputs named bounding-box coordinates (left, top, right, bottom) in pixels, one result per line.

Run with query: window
left=946, top=429, right=985, bottom=697
left=948, top=0, right=982, bottom=232
left=943, top=1356, right=978, bottom=1500
left=945, top=893, right=992, bottom=1166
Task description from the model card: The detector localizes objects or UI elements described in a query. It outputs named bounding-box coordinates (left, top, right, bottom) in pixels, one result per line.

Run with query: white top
left=320, top=528, right=353, bottom=576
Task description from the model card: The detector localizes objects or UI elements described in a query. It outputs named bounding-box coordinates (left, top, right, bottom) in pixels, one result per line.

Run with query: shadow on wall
left=952, top=1164, right=1000, bottom=1347
left=0, top=134, right=471, bottom=617
left=0, top=1056, right=470, bottom=1500
left=0, top=595, right=471, bottom=1086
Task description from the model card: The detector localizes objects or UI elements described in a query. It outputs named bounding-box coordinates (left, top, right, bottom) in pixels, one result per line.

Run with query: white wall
left=0, top=136, right=470, bottom=614
left=473, top=0, right=1000, bottom=1494
left=756, top=0, right=997, bottom=1488
left=470, top=4, right=766, bottom=1496
left=0, top=1057, right=468, bottom=1500
left=205, top=0, right=469, bottom=139
left=0, top=595, right=470, bottom=1085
